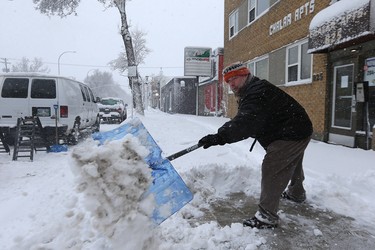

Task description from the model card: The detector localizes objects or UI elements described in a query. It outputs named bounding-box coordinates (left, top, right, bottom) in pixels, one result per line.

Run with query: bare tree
left=33, top=0, right=145, bottom=115
left=84, top=69, right=131, bottom=103
left=109, top=27, right=151, bottom=74
left=11, top=57, right=50, bottom=73
left=84, top=69, right=115, bottom=90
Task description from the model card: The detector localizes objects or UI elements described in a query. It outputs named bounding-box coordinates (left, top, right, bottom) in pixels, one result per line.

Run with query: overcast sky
left=0, top=0, right=224, bottom=85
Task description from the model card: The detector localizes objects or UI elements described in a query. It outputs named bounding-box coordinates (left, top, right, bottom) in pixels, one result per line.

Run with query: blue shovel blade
left=92, top=118, right=193, bottom=224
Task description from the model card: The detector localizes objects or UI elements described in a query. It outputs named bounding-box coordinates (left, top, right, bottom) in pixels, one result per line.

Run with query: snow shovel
left=166, top=143, right=202, bottom=161
left=92, top=119, right=202, bottom=224
left=145, top=143, right=203, bottom=224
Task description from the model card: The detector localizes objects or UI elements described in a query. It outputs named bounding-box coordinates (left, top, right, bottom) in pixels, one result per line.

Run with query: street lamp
left=58, top=50, right=76, bottom=75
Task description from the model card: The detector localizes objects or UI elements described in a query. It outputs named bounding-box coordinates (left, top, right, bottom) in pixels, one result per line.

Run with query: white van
left=0, top=72, right=100, bottom=145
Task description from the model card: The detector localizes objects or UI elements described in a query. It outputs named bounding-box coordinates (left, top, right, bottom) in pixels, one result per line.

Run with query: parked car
left=98, top=97, right=127, bottom=124
left=0, top=72, right=100, bottom=145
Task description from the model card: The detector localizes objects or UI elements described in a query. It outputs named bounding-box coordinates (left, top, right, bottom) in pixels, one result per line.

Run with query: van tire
left=68, top=122, right=80, bottom=145
left=93, top=116, right=100, bottom=132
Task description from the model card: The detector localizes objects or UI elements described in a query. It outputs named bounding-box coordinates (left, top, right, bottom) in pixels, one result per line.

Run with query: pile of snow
left=70, top=135, right=157, bottom=249
left=10, top=134, right=160, bottom=249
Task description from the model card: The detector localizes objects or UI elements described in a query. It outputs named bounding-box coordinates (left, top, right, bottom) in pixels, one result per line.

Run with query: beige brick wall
left=224, top=0, right=331, bottom=141
left=282, top=53, right=329, bottom=140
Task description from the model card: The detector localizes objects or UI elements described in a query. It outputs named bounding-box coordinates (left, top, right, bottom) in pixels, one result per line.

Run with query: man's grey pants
left=258, top=137, right=311, bottom=222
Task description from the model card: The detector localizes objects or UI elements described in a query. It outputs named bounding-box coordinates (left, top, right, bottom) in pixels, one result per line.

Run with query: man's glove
left=198, top=134, right=225, bottom=149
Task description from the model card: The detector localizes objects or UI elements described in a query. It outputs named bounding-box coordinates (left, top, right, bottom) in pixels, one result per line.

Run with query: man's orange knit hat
left=223, top=62, right=250, bottom=83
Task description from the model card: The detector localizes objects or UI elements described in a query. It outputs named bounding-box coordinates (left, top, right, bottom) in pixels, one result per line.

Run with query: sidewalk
left=190, top=192, right=375, bottom=249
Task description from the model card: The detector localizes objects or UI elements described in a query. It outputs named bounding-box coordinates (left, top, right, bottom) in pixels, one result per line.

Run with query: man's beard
left=232, top=75, right=250, bottom=97
left=233, top=83, right=246, bottom=97
left=233, top=88, right=240, bottom=97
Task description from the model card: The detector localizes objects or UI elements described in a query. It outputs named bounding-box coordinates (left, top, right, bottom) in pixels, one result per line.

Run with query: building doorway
left=329, top=64, right=355, bottom=147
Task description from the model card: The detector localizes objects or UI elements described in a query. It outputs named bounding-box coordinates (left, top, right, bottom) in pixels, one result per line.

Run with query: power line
left=5, top=57, right=183, bottom=70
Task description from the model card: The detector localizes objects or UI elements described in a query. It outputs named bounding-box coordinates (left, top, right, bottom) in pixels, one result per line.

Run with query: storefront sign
left=269, top=0, right=315, bottom=36
left=364, top=57, right=375, bottom=86
left=184, top=47, right=212, bottom=77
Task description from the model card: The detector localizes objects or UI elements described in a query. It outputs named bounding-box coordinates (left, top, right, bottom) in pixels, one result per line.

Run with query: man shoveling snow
left=198, top=62, right=313, bottom=229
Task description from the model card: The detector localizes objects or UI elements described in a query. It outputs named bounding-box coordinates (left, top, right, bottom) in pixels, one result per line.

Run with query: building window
left=248, top=56, right=269, bottom=80
left=286, top=40, right=312, bottom=84
left=287, top=46, right=299, bottom=82
left=257, top=0, right=269, bottom=16
left=248, top=0, right=275, bottom=24
left=248, top=0, right=256, bottom=23
left=229, top=10, right=239, bottom=38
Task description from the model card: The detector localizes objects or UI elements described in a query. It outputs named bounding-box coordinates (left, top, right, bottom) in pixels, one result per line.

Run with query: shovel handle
left=166, top=144, right=202, bottom=161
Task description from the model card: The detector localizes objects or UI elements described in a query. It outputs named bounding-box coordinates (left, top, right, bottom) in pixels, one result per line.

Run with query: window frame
left=88, top=88, right=96, bottom=102
left=83, top=86, right=91, bottom=102
left=1, top=78, right=29, bottom=98
left=79, top=84, right=87, bottom=101
left=31, top=79, right=56, bottom=99
left=247, top=0, right=276, bottom=25
left=229, top=9, right=239, bottom=38
left=248, top=0, right=256, bottom=23
left=285, top=39, right=313, bottom=85
left=247, top=55, right=269, bottom=80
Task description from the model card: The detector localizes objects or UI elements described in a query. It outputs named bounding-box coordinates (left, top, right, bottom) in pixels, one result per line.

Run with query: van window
left=79, top=84, right=87, bottom=101
left=1, top=78, right=29, bottom=98
left=83, top=86, right=91, bottom=102
left=31, top=79, right=56, bottom=99
left=88, top=88, right=95, bottom=102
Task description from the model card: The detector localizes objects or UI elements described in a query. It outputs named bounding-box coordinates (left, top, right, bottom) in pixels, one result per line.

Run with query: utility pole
left=159, top=68, right=163, bottom=110
left=1, top=58, right=11, bottom=72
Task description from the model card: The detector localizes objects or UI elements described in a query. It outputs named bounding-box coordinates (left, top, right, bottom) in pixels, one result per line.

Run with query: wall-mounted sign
left=269, top=0, right=315, bottom=36
left=364, top=57, right=375, bottom=87
left=184, top=47, right=212, bottom=77
left=128, top=66, right=137, bottom=77
left=308, top=1, right=371, bottom=53
left=341, top=76, right=349, bottom=88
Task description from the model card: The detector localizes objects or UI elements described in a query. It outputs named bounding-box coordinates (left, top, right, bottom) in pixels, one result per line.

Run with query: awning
left=308, top=0, right=375, bottom=53
left=199, top=75, right=219, bottom=87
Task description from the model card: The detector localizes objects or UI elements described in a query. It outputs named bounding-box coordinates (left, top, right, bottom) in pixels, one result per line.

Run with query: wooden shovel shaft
left=166, top=144, right=202, bottom=161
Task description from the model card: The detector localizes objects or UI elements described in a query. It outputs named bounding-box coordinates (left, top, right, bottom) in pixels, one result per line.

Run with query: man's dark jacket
left=217, top=75, right=313, bottom=149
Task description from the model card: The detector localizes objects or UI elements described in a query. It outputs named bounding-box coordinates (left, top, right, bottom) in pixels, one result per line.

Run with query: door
left=329, top=64, right=355, bottom=147
left=29, top=78, right=58, bottom=127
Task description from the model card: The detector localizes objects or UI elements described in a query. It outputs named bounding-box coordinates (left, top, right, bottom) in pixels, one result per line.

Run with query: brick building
left=223, top=0, right=375, bottom=149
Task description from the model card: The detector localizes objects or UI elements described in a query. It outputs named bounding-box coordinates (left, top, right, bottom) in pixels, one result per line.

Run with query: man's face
left=226, top=75, right=248, bottom=95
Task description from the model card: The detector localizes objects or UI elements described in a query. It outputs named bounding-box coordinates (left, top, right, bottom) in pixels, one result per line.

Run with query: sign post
left=184, top=47, right=212, bottom=115
left=53, top=104, right=58, bottom=145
